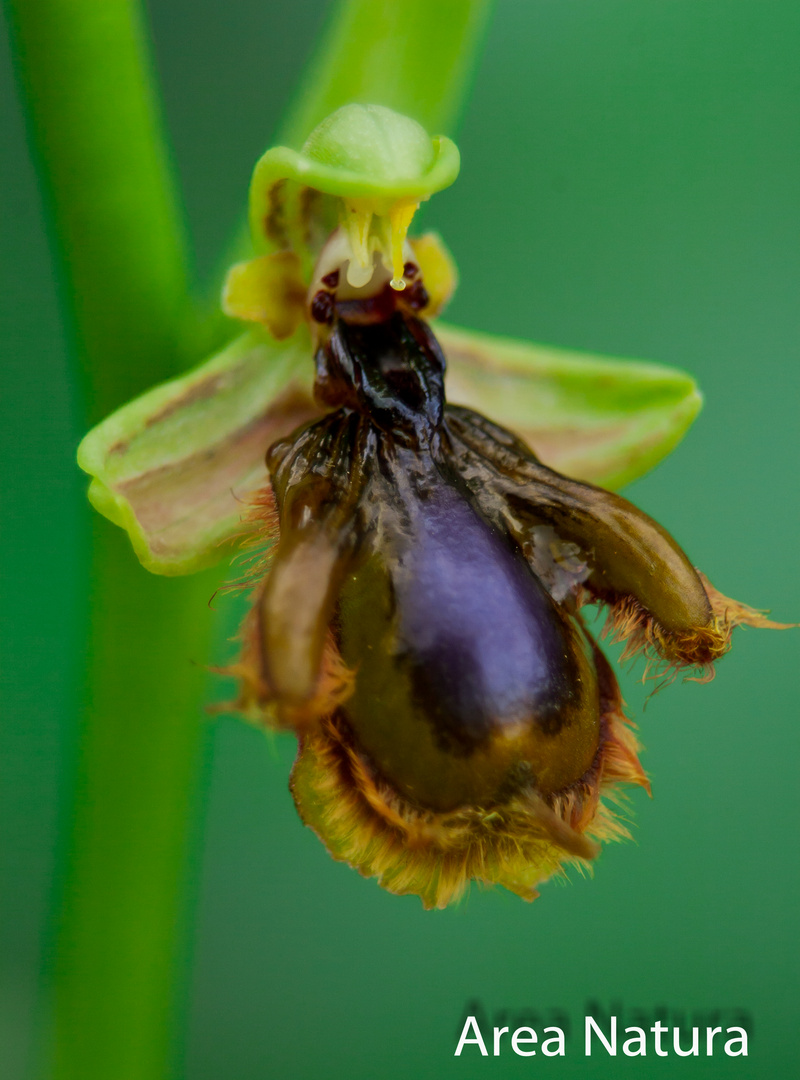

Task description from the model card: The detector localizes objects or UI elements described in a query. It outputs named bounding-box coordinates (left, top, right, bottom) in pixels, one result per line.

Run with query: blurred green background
left=2, top=1, right=798, bottom=1078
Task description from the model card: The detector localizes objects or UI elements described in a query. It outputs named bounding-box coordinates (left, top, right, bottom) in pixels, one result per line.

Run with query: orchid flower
left=76, top=103, right=787, bottom=909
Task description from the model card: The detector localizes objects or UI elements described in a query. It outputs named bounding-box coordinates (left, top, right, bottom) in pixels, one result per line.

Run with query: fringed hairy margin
left=217, top=482, right=355, bottom=726
left=235, top=587, right=355, bottom=730
left=223, top=482, right=281, bottom=593
left=289, top=659, right=649, bottom=910
left=210, top=483, right=282, bottom=719
left=600, top=571, right=794, bottom=688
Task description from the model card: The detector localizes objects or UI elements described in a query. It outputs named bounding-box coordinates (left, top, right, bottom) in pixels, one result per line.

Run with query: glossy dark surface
left=265, top=306, right=603, bottom=810
left=394, top=482, right=577, bottom=747
left=336, top=461, right=600, bottom=811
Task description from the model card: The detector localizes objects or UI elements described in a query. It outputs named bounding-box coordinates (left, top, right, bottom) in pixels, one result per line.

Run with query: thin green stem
left=6, top=1, right=494, bottom=1078
left=279, top=0, right=494, bottom=146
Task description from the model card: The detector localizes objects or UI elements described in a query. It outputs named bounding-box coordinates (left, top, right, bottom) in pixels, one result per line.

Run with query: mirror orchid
left=78, top=104, right=785, bottom=908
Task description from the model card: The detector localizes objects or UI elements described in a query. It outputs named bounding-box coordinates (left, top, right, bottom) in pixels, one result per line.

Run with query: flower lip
left=242, top=305, right=650, bottom=903
left=335, top=475, right=603, bottom=812
left=234, top=280, right=786, bottom=906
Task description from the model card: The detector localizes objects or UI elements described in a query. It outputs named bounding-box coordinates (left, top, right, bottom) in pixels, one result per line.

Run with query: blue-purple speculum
left=236, top=227, right=777, bottom=908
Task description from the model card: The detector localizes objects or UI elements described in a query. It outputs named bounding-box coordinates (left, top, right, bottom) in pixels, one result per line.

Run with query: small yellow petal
left=222, top=252, right=306, bottom=339
left=409, top=232, right=458, bottom=315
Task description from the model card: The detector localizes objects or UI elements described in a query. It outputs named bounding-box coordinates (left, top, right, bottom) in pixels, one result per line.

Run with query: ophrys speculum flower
left=79, top=105, right=788, bottom=908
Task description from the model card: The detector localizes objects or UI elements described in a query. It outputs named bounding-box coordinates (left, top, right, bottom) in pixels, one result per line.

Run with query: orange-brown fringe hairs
left=287, top=644, right=650, bottom=910
left=598, top=571, right=793, bottom=689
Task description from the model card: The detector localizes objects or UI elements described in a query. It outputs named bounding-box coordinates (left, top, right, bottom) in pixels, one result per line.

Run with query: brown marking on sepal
left=264, top=179, right=288, bottom=247
left=109, top=374, right=233, bottom=457
left=109, top=384, right=319, bottom=567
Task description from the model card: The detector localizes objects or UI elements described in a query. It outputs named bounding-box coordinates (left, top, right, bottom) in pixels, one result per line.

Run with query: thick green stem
left=55, top=528, right=217, bottom=1080
left=5, top=2, right=210, bottom=1078
left=6, top=1, right=494, bottom=1078
left=5, top=0, right=191, bottom=420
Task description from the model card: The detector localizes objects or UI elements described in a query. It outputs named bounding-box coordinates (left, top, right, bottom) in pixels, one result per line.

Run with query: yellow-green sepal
left=77, top=330, right=319, bottom=575
left=438, top=323, right=703, bottom=489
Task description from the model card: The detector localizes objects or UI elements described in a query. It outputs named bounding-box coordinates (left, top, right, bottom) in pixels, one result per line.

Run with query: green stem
left=54, top=529, right=217, bottom=1080
left=5, top=0, right=191, bottom=421
left=279, top=0, right=494, bottom=146
left=6, top=1, right=494, bottom=1078
left=5, top=2, right=211, bottom=1078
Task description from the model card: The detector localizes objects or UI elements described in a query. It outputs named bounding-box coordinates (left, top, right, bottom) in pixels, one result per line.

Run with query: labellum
left=78, top=104, right=790, bottom=908
left=235, top=228, right=780, bottom=910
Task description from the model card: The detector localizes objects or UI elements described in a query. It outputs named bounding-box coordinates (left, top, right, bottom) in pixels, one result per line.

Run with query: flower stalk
left=4, top=1, right=215, bottom=1077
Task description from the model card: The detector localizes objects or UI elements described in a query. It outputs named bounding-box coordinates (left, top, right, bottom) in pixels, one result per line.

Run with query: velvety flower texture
left=79, top=105, right=787, bottom=908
